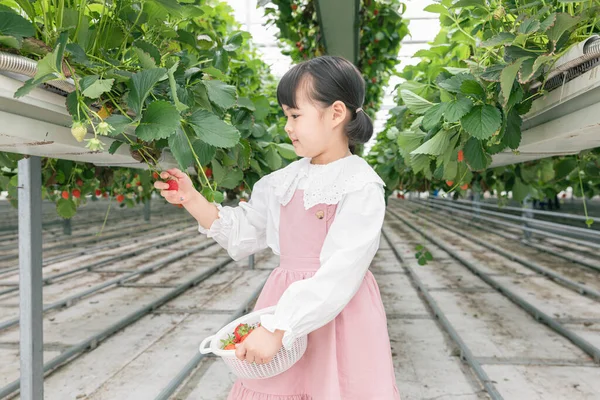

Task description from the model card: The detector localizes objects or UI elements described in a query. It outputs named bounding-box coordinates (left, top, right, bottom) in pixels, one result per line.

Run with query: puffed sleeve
left=259, top=182, right=386, bottom=350
left=198, top=175, right=270, bottom=261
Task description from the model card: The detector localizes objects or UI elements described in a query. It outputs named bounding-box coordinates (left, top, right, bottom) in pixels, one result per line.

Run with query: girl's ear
left=331, top=100, right=348, bottom=128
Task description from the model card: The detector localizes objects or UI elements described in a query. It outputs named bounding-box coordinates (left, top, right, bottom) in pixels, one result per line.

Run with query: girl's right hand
left=153, top=168, right=197, bottom=205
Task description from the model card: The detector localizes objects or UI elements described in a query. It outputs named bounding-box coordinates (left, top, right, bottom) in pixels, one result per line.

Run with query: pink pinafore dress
left=228, top=189, right=401, bottom=400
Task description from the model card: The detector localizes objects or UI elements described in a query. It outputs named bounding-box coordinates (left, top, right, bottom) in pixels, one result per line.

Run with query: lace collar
left=268, top=155, right=386, bottom=210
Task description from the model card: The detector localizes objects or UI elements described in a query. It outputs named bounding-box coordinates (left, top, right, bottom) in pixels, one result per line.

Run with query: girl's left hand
left=234, top=326, right=284, bottom=365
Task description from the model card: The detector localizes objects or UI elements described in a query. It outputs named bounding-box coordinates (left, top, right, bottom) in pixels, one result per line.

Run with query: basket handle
left=199, top=335, right=215, bottom=354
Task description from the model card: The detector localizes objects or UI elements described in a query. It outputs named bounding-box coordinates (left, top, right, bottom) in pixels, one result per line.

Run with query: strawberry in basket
left=220, top=322, right=262, bottom=350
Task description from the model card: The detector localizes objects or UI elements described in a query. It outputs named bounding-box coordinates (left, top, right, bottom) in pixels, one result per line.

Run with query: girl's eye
left=291, top=115, right=299, bottom=119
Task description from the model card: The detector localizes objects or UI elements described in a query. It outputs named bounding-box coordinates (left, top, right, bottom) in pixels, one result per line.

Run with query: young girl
left=155, top=56, right=401, bottom=399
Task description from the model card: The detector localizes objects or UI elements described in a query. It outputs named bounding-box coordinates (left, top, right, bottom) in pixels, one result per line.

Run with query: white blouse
left=198, top=155, right=386, bottom=350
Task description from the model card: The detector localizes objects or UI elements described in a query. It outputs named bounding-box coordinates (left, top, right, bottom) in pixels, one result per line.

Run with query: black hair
left=276, top=55, right=373, bottom=155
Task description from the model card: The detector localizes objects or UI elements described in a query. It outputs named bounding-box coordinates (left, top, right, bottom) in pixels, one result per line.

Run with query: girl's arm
left=196, top=175, right=271, bottom=261
left=183, top=190, right=220, bottom=231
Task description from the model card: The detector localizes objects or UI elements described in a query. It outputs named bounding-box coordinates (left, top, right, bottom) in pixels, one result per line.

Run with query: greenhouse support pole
left=522, top=195, right=534, bottom=241
left=63, top=218, right=71, bottom=235
left=18, top=156, right=44, bottom=400
left=473, top=192, right=481, bottom=220
left=144, top=198, right=151, bottom=222
left=248, top=254, right=255, bottom=270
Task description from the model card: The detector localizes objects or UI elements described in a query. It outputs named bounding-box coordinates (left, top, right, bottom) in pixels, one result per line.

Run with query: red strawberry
left=291, top=4, right=298, bottom=11
left=103, top=192, right=109, bottom=198
left=457, top=150, right=464, bottom=162
left=152, top=172, right=159, bottom=180
left=95, top=189, right=102, bottom=196
left=61, top=191, right=69, bottom=199
left=72, top=189, right=81, bottom=199
left=371, top=77, right=377, bottom=83
left=116, top=194, right=125, bottom=203
left=205, top=168, right=213, bottom=178
left=374, top=9, right=379, bottom=16
left=234, top=323, right=251, bottom=342
left=76, top=179, right=83, bottom=187
left=240, top=333, right=250, bottom=343
left=460, top=183, right=469, bottom=190
left=221, top=333, right=236, bottom=350
left=167, top=180, right=179, bottom=191
left=446, top=180, right=454, bottom=186
left=136, top=181, right=142, bottom=186
left=126, top=183, right=131, bottom=189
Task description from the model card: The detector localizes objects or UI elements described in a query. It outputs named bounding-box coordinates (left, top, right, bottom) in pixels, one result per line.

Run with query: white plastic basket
left=199, top=305, right=308, bottom=379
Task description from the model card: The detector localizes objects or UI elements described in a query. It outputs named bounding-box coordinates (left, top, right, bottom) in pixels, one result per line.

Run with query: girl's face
left=282, top=87, right=347, bottom=159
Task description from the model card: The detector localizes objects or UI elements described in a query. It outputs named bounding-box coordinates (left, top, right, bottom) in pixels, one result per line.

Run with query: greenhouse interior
left=0, top=0, right=599, bottom=399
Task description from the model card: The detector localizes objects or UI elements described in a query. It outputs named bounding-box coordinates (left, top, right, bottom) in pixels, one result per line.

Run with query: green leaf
left=443, top=160, right=458, bottom=180
left=168, top=125, right=194, bottom=170
left=56, top=198, right=76, bottom=219
left=82, top=78, right=114, bottom=99
left=554, top=158, right=577, bottom=180
left=213, top=49, right=229, bottom=72
left=500, top=58, right=526, bottom=106
left=34, top=51, right=61, bottom=81
left=422, top=103, right=447, bottom=132
left=502, top=109, right=522, bottom=149
left=460, top=80, right=485, bottom=98
left=443, top=67, right=470, bottom=75
left=512, top=177, right=532, bottom=203
left=444, top=97, right=473, bottom=123
left=480, top=64, right=504, bottom=82
left=133, top=47, right=157, bottom=69
left=133, top=40, right=161, bottom=65
left=105, top=115, right=132, bottom=136
left=397, top=131, right=426, bottom=159
left=0, top=35, right=21, bottom=49
left=423, top=4, right=450, bottom=17
left=438, top=73, right=476, bottom=93
left=463, top=137, right=491, bottom=170
left=411, top=130, right=452, bottom=156
left=167, top=61, right=188, bottom=112
left=108, top=141, right=123, bottom=154
left=0, top=11, right=35, bottom=38
left=237, top=97, right=256, bottom=111
left=14, top=74, right=56, bottom=98
left=252, top=96, right=271, bottom=120
left=127, top=68, right=167, bottom=115
left=276, top=143, right=297, bottom=160
left=547, top=14, right=581, bottom=44
left=202, top=66, right=228, bottom=81
left=135, top=101, right=180, bottom=141
left=461, top=105, right=502, bottom=140
left=539, top=13, right=556, bottom=31
left=224, top=31, right=244, bottom=52
left=481, top=32, right=515, bottom=47
left=410, top=154, right=431, bottom=177
left=219, top=168, right=244, bottom=189
left=400, top=90, right=434, bottom=114
left=188, top=110, right=240, bottom=148
left=192, top=139, right=216, bottom=166
left=202, top=80, right=237, bottom=110
left=450, top=0, right=486, bottom=7
left=265, top=145, right=282, bottom=170
left=518, top=18, right=541, bottom=35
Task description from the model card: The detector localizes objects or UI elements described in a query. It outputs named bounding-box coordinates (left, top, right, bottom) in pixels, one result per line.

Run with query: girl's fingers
left=166, top=168, right=186, bottom=179
left=154, top=182, right=169, bottom=190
